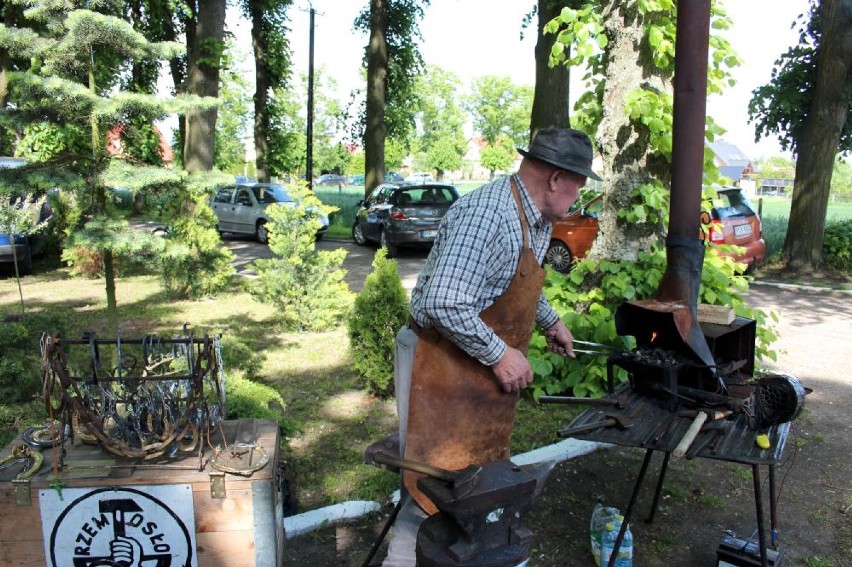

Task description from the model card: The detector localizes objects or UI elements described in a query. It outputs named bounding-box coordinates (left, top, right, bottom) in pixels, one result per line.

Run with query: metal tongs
left=572, top=340, right=623, bottom=356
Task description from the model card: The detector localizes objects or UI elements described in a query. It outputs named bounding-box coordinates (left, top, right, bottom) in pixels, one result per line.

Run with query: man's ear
left=548, top=169, right=563, bottom=191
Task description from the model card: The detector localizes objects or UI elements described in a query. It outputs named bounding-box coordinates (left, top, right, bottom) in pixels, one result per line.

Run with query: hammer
left=557, top=413, right=633, bottom=438
left=99, top=499, right=143, bottom=538
left=372, top=453, right=482, bottom=498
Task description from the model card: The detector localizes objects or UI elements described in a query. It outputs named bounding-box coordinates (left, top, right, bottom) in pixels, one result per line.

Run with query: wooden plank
left=196, top=530, right=257, bottom=567
left=698, top=303, right=735, bottom=325
left=193, top=487, right=255, bottom=532
left=0, top=540, right=46, bottom=567
left=0, top=489, right=43, bottom=542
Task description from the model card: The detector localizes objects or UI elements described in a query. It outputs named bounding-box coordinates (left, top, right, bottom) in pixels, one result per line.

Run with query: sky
left=231, top=0, right=811, bottom=161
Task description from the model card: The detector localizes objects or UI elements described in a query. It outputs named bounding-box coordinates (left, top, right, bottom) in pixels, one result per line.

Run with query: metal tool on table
left=539, top=392, right=630, bottom=409
left=368, top=453, right=555, bottom=567
left=685, top=421, right=727, bottom=459
left=557, top=413, right=633, bottom=438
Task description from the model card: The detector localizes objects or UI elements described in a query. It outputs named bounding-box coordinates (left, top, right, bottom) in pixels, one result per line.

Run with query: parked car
left=210, top=183, right=329, bottom=244
left=315, top=173, right=348, bottom=186
left=352, top=183, right=460, bottom=256
left=545, top=186, right=766, bottom=274
left=404, top=172, right=434, bottom=184
left=701, top=186, right=766, bottom=274
left=386, top=171, right=405, bottom=183
left=349, top=174, right=365, bottom=186
left=0, top=157, right=51, bottom=276
left=546, top=194, right=603, bottom=273
left=0, top=233, right=34, bottom=275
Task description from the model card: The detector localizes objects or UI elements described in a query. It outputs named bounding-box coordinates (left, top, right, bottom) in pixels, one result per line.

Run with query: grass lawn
left=0, top=268, right=573, bottom=511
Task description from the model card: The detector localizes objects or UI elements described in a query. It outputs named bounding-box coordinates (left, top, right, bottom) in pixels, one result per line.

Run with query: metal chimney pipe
left=668, top=0, right=711, bottom=240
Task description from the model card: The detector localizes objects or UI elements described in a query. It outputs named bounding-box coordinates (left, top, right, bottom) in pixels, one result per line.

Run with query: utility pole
left=306, top=5, right=315, bottom=190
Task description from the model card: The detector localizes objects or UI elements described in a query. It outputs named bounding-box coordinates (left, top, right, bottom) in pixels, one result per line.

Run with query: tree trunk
left=589, top=1, right=671, bottom=262
left=782, top=0, right=852, bottom=271
left=364, top=0, right=387, bottom=197
left=250, top=0, right=270, bottom=182
left=183, top=0, right=226, bottom=172
left=530, top=0, right=571, bottom=138
left=0, top=5, right=11, bottom=108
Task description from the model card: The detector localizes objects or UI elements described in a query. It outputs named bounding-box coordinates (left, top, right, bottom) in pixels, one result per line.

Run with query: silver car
left=351, top=182, right=459, bottom=257
left=210, top=183, right=328, bottom=244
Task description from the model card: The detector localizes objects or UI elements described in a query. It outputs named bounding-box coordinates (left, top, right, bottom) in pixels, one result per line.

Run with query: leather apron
left=403, top=178, right=547, bottom=514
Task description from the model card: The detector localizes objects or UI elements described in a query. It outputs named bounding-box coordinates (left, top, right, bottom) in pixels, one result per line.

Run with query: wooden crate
left=0, top=419, right=283, bottom=567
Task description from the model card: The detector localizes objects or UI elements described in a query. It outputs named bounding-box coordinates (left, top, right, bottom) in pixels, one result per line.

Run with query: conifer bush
left=348, top=248, right=409, bottom=397
left=250, top=183, right=352, bottom=331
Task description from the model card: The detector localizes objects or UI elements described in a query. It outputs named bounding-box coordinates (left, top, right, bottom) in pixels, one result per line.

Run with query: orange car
left=546, top=194, right=603, bottom=273
left=546, top=187, right=766, bottom=274
left=701, top=187, right=766, bottom=274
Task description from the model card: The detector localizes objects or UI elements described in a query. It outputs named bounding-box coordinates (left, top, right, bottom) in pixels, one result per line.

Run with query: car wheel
left=352, top=223, right=368, bottom=246
left=743, top=261, right=757, bottom=276
left=256, top=220, right=269, bottom=244
left=380, top=229, right=398, bottom=258
left=545, top=240, right=573, bottom=273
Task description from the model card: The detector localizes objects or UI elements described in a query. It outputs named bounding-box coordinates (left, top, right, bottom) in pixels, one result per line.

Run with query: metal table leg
left=645, top=451, right=671, bottom=524
left=606, top=449, right=654, bottom=567
left=752, top=464, right=768, bottom=567
left=768, top=464, right=778, bottom=549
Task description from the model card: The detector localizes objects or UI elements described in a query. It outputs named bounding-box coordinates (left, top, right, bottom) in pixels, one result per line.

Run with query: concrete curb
left=750, top=279, right=852, bottom=297
left=282, top=438, right=605, bottom=539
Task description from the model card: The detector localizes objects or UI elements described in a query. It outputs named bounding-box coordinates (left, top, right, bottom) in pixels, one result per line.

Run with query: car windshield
left=712, top=190, right=756, bottom=219
left=251, top=185, right=292, bottom=204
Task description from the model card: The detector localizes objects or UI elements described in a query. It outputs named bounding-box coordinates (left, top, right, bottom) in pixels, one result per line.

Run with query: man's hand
left=492, top=347, right=534, bottom=393
left=544, top=319, right=575, bottom=358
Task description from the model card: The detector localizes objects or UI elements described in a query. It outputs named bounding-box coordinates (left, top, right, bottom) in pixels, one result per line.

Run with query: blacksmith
left=383, top=128, right=603, bottom=566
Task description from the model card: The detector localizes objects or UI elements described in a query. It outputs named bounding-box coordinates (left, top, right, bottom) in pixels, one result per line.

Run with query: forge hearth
left=611, top=300, right=757, bottom=409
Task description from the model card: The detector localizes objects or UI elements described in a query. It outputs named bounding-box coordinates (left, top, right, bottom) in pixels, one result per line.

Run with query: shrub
left=0, top=321, right=42, bottom=405
left=219, top=334, right=265, bottom=380
left=347, top=248, right=409, bottom=397
left=250, top=183, right=353, bottom=331
left=760, top=215, right=788, bottom=262
left=823, top=219, right=852, bottom=271
left=159, top=193, right=236, bottom=298
left=225, top=374, right=297, bottom=436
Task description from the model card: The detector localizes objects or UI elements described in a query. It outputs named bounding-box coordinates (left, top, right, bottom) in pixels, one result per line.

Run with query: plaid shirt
left=409, top=174, right=559, bottom=366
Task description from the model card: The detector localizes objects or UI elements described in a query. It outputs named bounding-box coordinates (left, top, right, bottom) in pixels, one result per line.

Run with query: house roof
left=709, top=139, right=759, bottom=182
left=718, top=165, right=747, bottom=182
left=708, top=139, right=751, bottom=167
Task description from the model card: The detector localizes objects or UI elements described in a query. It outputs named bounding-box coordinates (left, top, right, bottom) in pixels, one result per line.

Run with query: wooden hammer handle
left=673, top=412, right=708, bottom=457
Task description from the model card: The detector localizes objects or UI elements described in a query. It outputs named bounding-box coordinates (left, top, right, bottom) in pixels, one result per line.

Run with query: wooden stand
left=0, top=419, right=282, bottom=567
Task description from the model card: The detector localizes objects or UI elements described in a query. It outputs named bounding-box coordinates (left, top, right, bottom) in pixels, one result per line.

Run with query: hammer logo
left=43, top=486, right=195, bottom=567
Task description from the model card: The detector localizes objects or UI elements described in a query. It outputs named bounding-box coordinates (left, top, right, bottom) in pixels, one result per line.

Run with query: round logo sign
left=48, top=486, right=193, bottom=567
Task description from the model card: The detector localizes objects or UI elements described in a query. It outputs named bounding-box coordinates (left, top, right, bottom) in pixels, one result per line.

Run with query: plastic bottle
left=589, top=502, right=621, bottom=566
left=600, top=516, right=633, bottom=567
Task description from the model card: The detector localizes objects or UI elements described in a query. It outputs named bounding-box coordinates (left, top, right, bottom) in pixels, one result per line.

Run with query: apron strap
left=509, top=175, right=531, bottom=251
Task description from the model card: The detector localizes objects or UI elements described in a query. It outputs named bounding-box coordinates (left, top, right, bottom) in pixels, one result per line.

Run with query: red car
left=701, top=187, right=766, bottom=274
left=546, top=194, right=603, bottom=273
left=545, top=187, right=766, bottom=274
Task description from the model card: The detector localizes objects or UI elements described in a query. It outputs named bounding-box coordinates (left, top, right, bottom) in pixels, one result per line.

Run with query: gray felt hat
left=517, top=128, right=602, bottom=181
